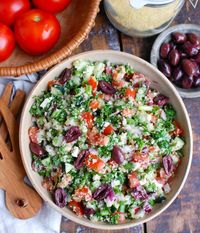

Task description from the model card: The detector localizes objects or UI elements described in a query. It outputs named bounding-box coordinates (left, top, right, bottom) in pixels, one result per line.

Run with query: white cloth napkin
left=0, top=74, right=62, bottom=233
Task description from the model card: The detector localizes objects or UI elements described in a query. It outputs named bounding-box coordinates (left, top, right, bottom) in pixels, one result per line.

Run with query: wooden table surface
left=60, top=2, right=200, bottom=233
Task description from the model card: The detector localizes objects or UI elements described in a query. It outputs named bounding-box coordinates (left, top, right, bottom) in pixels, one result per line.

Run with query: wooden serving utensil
left=0, top=84, right=42, bottom=219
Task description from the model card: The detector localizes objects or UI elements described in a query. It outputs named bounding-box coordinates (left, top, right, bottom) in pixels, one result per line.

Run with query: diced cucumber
left=138, top=105, right=153, bottom=112
left=73, top=60, right=88, bottom=71
left=40, top=97, right=53, bottom=109
left=171, top=137, right=184, bottom=151
left=94, top=62, right=105, bottom=78
left=65, top=163, right=74, bottom=173
left=51, top=85, right=64, bottom=96
left=41, top=157, right=51, bottom=167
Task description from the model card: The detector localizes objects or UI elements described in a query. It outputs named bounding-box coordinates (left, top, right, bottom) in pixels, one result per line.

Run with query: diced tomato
left=121, top=108, right=135, bottom=117
left=113, top=212, right=126, bottom=223
left=88, top=76, right=97, bottom=92
left=74, top=186, right=92, bottom=202
left=81, top=112, right=94, bottom=129
left=85, top=154, right=105, bottom=173
left=28, top=126, right=39, bottom=144
left=128, top=172, right=140, bottom=188
left=112, top=80, right=126, bottom=88
left=103, top=124, right=114, bottom=135
left=89, top=100, right=100, bottom=109
left=149, top=146, right=156, bottom=152
left=151, top=114, right=158, bottom=123
left=68, top=200, right=84, bottom=216
left=47, top=80, right=59, bottom=89
left=156, top=168, right=168, bottom=185
left=132, top=152, right=149, bottom=162
left=87, top=128, right=109, bottom=146
left=107, top=159, right=118, bottom=169
left=172, top=120, right=184, bottom=136
left=125, top=88, right=137, bottom=99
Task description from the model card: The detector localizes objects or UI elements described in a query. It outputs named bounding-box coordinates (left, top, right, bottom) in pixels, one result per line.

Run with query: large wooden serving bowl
left=0, top=0, right=101, bottom=77
left=19, top=51, right=193, bottom=229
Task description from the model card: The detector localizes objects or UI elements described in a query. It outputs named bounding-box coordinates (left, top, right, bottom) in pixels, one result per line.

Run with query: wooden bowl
left=19, top=50, right=193, bottom=229
left=0, top=0, right=101, bottom=77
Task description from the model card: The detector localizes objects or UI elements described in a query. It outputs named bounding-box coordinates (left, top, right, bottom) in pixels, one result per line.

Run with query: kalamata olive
left=187, top=33, right=200, bottom=46
left=84, top=207, right=95, bottom=216
left=74, top=149, right=89, bottom=170
left=182, top=59, right=196, bottom=76
left=112, top=145, right=125, bottom=164
left=98, top=80, right=116, bottom=94
left=58, top=68, right=71, bottom=84
left=172, top=32, right=186, bottom=44
left=143, top=203, right=152, bottom=213
left=163, top=155, right=173, bottom=175
left=179, top=51, right=188, bottom=59
left=131, top=186, right=148, bottom=201
left=168, top=49, right=180, bottom=66
left=193, top=76, right=200, bottom=87
left=157, top=59, right=172, bottom=78
left=194, top=53, right=200, bottom=64
left=182, top=75, right=193, bottom=89
left=160, top=43, right=171, bottom=58
left=153, top=94, right=169, bottom=106
left=64, top=126, right=82, bottom=143
left=192, top=61, right=200, bottom=77
left=54, top=188, right=67, bottom=208
left=182, top=41, right=199, bottom=57
left=30, top=142, right=45, bottom=157
left=92, top=184, right=112, bottom=200
left=172, top=66, right=183, bottom=82
left=169, top=41, right=177, bottom=50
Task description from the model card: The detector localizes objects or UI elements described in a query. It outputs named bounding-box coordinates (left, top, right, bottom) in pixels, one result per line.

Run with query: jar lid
left=129, top=0, right=176, bottom=9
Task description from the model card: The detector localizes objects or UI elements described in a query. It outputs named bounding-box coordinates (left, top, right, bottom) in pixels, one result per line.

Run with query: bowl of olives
left=151, top=24, right=200, bottom=98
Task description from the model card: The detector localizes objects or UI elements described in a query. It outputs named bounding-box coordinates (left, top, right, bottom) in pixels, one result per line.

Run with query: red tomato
left=103, top=124, right=114, bottom=135
left=85, top=154, right=105, bottom=173
left=125, top=88, right=137, bottom=99
left=28, top=126, right=39, bottom=144
left=81, top=112, right=94, bottom=129
left=0, top=23, right=15, bottom=62
left=88, top=76, right=97, bottom=92
left=74, top=186, right=92, bottom=202
left=87, top=129, right=109, bottom=146
left=47, top=80, right=60, bottom=89
left=113, top=212, right=126, bottom=223
left=33, top=0, right=71, bottom=14
left=132, top=151, right=149, bottom=162
left=89, top=100, right=100, bottom=109
left=172, top=120, right=184, bottom=136
left=14, top=9, right=61, bottom=55
left=68, top=200, right=84, bottom=216
left=128, top=172, right=140, bottom=188
left=0, top=0, right=30, bottom=26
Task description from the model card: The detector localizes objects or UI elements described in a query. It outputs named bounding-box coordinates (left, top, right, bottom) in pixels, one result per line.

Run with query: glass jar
left=104, top=0, right=185, bottom=37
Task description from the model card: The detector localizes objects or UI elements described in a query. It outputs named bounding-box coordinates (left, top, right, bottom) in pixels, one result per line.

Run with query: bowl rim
left=0, top=0, right=101, bottom=77
left=150, top=23, right=200, bottom=98
left=19, top=50, right=193, bottom=230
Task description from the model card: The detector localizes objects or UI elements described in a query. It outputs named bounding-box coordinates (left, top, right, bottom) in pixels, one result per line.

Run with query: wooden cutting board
left=0, top=84, right=42, bottom=219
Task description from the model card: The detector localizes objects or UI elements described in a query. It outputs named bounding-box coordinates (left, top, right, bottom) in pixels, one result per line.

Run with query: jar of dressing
left=104, top=0, right=185, bottom=37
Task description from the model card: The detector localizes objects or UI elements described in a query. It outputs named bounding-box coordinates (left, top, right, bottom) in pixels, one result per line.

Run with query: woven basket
left=0, top=0, right=101, bottom=77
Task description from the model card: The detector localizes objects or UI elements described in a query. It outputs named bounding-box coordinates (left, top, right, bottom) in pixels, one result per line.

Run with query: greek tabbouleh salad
left=29, top=59, right=185, bottom=224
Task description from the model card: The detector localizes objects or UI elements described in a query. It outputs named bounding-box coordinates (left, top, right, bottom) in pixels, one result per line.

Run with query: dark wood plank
left=61, top=5, right=144, bottom=233
left=120, top=2, right=200, bottom=233
left=60, top=218, right=144, bottom=233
